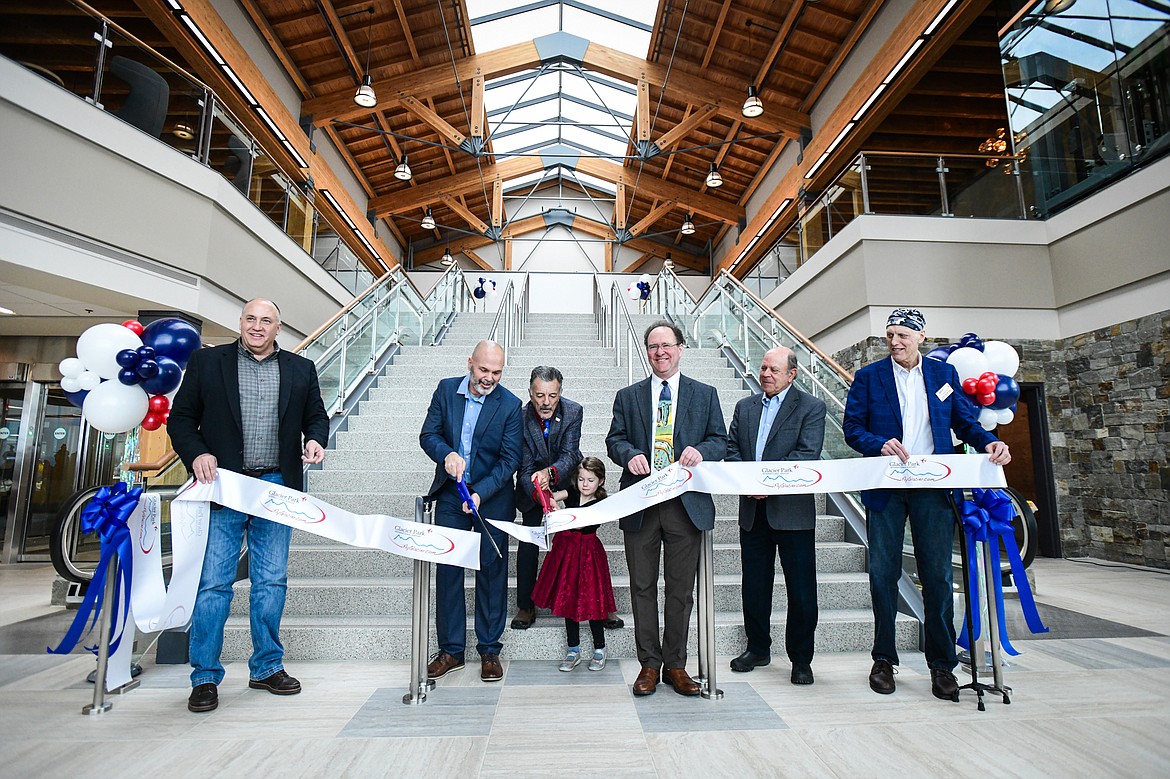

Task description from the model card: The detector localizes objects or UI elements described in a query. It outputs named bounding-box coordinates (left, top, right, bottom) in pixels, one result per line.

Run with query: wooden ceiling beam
left=371, top=156, right=543, bottom=215
left=628, top=199, right=677, bottom=238
left=575, top=157, right=744, bottom=225
left=440, top=194, right=490, bottom=235
left=401, top=94, right=467, bottom=147
left=653, top=103, right=720, bottom=153
left=460, top=247, right=493, bottom=271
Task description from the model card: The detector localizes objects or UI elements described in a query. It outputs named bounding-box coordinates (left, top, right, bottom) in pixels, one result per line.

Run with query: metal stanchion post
left=404, top=497, right=436, bottom=704
left=696, top=529, right=723, bottom=700
left=82, top=551, right=119, bottom=715
left=981, top=539, right=1010, bottom=700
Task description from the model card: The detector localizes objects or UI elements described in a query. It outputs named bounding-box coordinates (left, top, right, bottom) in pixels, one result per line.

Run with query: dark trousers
left=623, top=497, right=700, bottom=670
left=867, top=488, right=957, bottom=671
left=515, top=507, right=543, bottom=610
left=434, top=494, right=509, bottom=657
left=740, top=502, right=818, bottom=664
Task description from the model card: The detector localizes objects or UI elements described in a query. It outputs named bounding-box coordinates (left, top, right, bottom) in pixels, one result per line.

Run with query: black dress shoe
left=603, top=614, right=625, bottom=630
left=188, top=682, right=218, bottom=712
left=791, top=663, right=814, bottom=685
left=931, top=669, right=959, bottom=701
left=869, top=659, right=896, bottom=694
left=248, top=669, right=301, bottom=695
left=510, top=608, right=536, bottom=630
left=729, top=650, right=771, bottom=673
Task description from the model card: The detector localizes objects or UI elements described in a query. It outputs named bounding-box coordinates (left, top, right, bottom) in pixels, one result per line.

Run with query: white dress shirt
left=892, top=357, right=934, bottom=455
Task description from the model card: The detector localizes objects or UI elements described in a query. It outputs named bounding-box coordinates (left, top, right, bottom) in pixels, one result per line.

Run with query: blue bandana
left=887, top=307, right=926, bottom=331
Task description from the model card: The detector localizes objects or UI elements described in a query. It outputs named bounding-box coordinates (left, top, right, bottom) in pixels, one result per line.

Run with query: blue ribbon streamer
left=956, top=488, right=1049, bottom=656
left=48, top=483, right=142, bottom=658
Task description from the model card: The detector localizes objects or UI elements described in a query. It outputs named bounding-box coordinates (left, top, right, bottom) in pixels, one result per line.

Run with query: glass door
left=21, top=387, right=84, bottom=560
left=0, top=383, right=26, bottom=553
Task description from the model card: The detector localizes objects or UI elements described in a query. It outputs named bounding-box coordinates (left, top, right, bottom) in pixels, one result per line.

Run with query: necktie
left=652, top=380, right=674, bottom=471
left=542, top=419, right=550, bottom=440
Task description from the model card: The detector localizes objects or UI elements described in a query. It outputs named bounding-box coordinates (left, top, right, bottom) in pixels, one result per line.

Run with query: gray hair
left=529, top=365, right=563, bottom=386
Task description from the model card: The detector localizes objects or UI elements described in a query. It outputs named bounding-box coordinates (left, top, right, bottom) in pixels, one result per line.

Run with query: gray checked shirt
left=237, top=340, right=281, bottom=470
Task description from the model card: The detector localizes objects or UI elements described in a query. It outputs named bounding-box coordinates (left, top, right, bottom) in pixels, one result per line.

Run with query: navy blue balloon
left=118, top=367, right=141, bottom=386
left=136, top=345, right=156, bottom=361
left=136, top=359, right=160, bottom=379
left=116, top=349, right=140, bottom=368
left=990, top=374, right=1020, bottom=410
left=958, top=332, right=984, bottom=351
left=473, top=286, right=486, bottom=299
left=64, top=388, right=89, bottom=409
left=925, top=347, right=951, bottom=362
left=946, top=343, right=960, bottom=354
left=141, top=318, right=200, bottom=368
left=141, top=356, right=182, bottom=395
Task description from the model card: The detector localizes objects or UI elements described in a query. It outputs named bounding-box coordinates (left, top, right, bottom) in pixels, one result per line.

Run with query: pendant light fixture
left=705, top=163, right=723, bottom=188
left=421, top=208, right=435, bottom=230
left=394, top=153, right=412, bottom=181
left=352, top=8, right=376, bottom=108
left=680, top=214, right=696, bottom=235
left=441, top=247, right=454, bottom=266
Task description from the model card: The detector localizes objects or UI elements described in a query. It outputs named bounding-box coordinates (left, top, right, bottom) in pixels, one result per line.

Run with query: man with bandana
left=843, top=308, right=1011, bottom=701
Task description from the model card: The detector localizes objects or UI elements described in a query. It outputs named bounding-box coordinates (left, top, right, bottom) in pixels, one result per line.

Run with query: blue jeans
left=190, top=471, right=292, bottom=686
left=867, top=489, right=957, bottom=671
left=434, top=493, right=509, bottom=658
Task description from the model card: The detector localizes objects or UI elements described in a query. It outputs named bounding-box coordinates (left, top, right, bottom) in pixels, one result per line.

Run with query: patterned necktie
left=652, top=380, right=674, bottom=471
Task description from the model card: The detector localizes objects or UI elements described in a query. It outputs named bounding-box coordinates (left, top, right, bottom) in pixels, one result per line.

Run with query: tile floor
left=1, top=558, right=1168, bottom=778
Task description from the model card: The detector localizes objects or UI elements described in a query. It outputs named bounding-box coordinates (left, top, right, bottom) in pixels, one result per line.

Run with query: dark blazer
left=727, top=387, right=827, bottom=531
left=419, top=376, right=523, bottom=519
left=514, top=397, right=583, bottom=513
left=168, top=341, right=329, bottom=493
left=843, top=355, right=998, bottom=510
left=606, top=374, right=727, bottom=532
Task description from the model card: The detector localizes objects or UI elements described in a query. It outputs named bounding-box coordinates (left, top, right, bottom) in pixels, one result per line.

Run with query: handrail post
left=696, top=529, right=722, bottom=700
left=859, top=153, right=872, bottom=214
left=404, top=497, right=436, bottom=705
left=82, top=550, right=119, bottom=715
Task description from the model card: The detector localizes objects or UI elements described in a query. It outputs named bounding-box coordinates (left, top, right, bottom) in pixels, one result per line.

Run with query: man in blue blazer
left=511, top=365, right=583, bottom=629
left=727, top=347, right=826, bottom=684
left=419, top=341, right=522, bottom=683
left=607, top=320, right=727, bottom=697
left=843, top=308, right=1011, bottom=701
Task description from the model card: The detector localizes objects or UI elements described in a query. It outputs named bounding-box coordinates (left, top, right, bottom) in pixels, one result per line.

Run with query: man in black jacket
left=169, top=299, right=328, bottom=713
left=510, top=366, right=583, bottom=629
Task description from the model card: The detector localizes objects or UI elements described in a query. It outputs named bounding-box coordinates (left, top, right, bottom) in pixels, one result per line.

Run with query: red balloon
left=122, top=319, right=145, bottom=336
left=148, top=394, right=170, bottom=414
left=162, top=411, right=170, bottom=424
left=141, top=412, right=163, bottom=431
left=979, top=371, right=998, bottom=383
left=961, top=378, right=978, bottom=395
left=975, top=376, right=997, bottom=395
left=976, top=391, right=997, bottom=406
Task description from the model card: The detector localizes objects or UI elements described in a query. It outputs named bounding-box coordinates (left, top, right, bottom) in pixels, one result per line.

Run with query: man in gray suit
left=726, top=346, right=826, bottom=684
left=607, top=320, right=727, bottom=697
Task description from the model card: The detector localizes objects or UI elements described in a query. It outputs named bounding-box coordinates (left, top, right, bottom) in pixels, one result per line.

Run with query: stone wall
left=830, top=310, right=1170, bottom=569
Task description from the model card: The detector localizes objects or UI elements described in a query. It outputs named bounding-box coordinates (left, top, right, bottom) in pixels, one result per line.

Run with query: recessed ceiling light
left=0, top=306, right=16, bottom=315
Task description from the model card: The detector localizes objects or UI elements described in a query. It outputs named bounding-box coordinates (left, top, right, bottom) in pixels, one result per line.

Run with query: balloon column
left=925, top=332, right=1021, bottom=431
left=472, top=278, right=497, bottom=300
left=58, top=318, right=201, bottom=434
left=627, top=273, right=652, bottom=301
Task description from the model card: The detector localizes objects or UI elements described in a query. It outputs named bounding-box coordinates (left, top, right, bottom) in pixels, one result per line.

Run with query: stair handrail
left=486, top=274, right=528, bottom=365
left=609, top=278, right=652, bottom=384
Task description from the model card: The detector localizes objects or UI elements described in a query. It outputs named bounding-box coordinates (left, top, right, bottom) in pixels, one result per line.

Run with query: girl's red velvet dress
left=531, top=490, right=616, bottom=622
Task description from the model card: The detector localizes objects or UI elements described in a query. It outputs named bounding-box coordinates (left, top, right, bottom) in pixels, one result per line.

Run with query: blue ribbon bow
left=956, top=488, right=1049, bottom=656
left=48, top=482, right=141, bottom=658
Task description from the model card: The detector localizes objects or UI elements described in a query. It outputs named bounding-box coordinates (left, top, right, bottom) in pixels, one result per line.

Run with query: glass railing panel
left=944, top=153, right=1027, bottom=219
left=862, top=153, right=946, bottom=216
left=314, top=347, right=344, bottom=413
left=286, top=186, right=315, bottom=254
left=3, top=5, right=101, bottom=102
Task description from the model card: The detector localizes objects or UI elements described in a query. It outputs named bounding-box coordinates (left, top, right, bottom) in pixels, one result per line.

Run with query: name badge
left=936, top=384, right=953, bottom=401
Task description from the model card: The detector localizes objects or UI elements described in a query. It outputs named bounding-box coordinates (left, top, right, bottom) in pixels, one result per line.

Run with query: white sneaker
left=589, top=648, right=607, bottom=671
left=559, top=648, right=581, bottom=672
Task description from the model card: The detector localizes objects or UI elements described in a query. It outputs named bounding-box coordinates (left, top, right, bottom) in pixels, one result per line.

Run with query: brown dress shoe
left=931, top=669, right=959, bottom=701
left=510, top=608, right=536, bottom=630
left=480, top=653, right=504, bottom=682
left=869, top=659, right=896, bottom=694
left=426, top=651, right=465, bottom=680
left=662, top=668, right=701, bottom=696
left=632, top=666, right=659, bottom=696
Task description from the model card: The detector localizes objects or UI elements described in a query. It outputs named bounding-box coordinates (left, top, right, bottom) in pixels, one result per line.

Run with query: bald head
left=467, top=340, right=505, bottom=397
left=239, top=298, right=282, bottom=357
left=759, top=346, right=798, bottom=397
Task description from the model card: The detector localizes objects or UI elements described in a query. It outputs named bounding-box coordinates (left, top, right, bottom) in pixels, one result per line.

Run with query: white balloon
left=61, top=376, right=82, bottom=393
left=946, top=347, right=990, bottom=383
left=58, top=357, right=85, bottom=379
left=77, top=323, right=143, bottom=380
left=638, top=273, right=652, bottom=285
left=982, top=340, right=1020, bottom=377
left=77, top=371, right=102, bottom=391
left=996, top=408, right=1015, bottom=425
left=628, top=285, right=639, bottom=300
left=978, top=407, right=998, bottom=431
left=82, top=380, right=149, bottom=434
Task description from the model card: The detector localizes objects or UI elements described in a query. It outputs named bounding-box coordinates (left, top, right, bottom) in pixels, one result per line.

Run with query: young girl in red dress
left=531, top=457, right=617, bottom=671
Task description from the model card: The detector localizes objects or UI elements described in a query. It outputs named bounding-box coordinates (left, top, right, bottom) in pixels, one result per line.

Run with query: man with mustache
left=420, top=340, right=523, bottom=682
left=510, top=366, right=583, bottom=630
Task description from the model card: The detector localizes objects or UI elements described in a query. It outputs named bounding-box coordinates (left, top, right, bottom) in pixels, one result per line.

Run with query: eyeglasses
left=646, top=343, right=681, bottom=352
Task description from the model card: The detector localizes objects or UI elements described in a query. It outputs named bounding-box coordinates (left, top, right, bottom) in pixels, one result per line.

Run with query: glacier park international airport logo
left=138, top=495, right=159, bottom=554
left=757, top=464, right=823, bottom=490
left=390, top=525, right=456, bottom=557
left=639, top=467, right=693, bottom=500
left=884, top=457, right=952, bottom=484
left=262, top=489, right=327, bottom=524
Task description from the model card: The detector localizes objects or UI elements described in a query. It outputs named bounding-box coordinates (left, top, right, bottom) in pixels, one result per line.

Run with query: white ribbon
left=544, top=454, right=1007, bottom=534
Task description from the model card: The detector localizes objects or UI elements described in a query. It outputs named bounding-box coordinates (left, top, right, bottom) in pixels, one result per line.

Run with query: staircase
left=221, top=309, right=916, bottom=661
